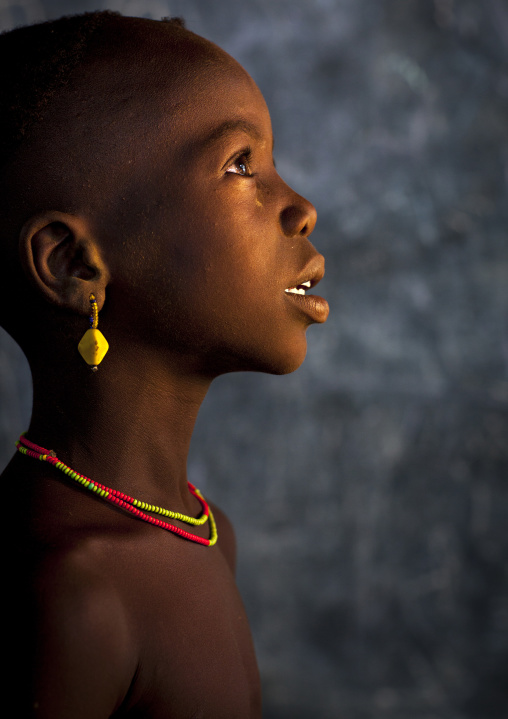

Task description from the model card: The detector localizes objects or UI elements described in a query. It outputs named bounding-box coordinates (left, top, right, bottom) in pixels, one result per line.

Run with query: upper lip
left=285, top=253, right=325, bottom=291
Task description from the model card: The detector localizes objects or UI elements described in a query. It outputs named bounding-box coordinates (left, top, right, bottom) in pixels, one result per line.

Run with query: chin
left=266, top=332, right=308, bottom=375
left=264, top=349, right=307, bottom=376
left=222, top=338, right=308, bottom=376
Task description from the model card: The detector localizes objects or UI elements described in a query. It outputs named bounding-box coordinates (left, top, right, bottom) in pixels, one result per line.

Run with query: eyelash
left=225, top=148, right=253, bottom=177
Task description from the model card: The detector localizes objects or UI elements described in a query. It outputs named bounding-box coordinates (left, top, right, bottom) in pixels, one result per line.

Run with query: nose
left=280, top=190, right=317, bottom=239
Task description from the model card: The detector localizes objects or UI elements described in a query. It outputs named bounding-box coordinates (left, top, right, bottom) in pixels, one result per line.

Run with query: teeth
left=285, top=280, right=312, bottom=296
left=285, top=287, right=305, bottom=295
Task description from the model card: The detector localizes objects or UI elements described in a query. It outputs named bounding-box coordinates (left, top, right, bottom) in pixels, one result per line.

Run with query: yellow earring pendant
left=78, top=294, right=109, bottom=371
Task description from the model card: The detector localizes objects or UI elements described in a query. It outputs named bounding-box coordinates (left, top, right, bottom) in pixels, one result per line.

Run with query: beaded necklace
left=16, top=435, right=217, bottom=547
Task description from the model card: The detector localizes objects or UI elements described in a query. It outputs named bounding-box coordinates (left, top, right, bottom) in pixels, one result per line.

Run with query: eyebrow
left=200, top=118, right=273, bottom=150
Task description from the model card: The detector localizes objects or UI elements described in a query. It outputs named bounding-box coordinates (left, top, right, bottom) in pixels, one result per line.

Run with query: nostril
left=280, top=200, right=317, bottom=238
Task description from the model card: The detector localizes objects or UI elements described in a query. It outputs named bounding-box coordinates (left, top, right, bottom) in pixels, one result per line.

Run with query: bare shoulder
left=0, top=457, right=140, bottom=714
left=24, top=539, right=138, bottom=718
left=210, top=500, right=237, bottom=574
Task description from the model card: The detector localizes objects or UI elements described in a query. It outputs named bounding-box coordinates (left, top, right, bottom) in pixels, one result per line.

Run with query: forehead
left=93, top=22, right=271, bottom=152
left=136, top=35, right=271, bottom=151
left=168, top=69, right=271, bottom=157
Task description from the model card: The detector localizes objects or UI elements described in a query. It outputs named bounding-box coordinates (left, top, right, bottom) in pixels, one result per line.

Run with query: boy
left=0, top=11, right=328, bottom=718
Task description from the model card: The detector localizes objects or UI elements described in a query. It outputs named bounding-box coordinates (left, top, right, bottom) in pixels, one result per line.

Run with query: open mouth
left=284, top=280, right=312, bottom=296
left=283, top=256, right=329, bottom=323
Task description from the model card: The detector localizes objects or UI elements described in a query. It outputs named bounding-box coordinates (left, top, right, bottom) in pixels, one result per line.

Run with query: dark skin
left=1, top=20, right=328, bottom=718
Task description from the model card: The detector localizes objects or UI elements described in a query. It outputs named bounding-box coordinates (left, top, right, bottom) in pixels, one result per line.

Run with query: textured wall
left=1, top=1, right=507, bottom=717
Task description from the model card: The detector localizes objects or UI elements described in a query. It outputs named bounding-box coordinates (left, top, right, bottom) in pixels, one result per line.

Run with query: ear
left=19, top=212, right=110, bottom=314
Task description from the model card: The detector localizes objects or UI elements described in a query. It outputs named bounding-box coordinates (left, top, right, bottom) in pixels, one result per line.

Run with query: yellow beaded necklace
left=17, top=434, right=217, bottom=547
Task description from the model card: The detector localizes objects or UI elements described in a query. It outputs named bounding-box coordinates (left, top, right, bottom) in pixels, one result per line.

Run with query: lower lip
left=284, top=292, right=329, bottom=323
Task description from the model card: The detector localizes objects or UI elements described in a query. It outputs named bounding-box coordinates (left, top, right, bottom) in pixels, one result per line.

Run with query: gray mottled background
left=1, top=1, right=507, bottom=717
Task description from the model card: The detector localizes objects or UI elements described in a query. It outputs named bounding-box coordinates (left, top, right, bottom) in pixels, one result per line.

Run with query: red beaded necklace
left=16, top=434, right=217, bottom=547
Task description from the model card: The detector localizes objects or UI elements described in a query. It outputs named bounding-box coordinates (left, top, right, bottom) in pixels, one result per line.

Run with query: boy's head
left=0, top=12, right=327, bottom=379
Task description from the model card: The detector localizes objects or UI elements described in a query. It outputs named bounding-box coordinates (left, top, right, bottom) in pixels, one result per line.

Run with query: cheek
left=109, top=181, right=309, bottom=372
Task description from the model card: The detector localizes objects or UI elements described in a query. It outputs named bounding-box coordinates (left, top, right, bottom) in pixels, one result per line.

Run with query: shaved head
left=0, top=13, right=227, bottom=212
left=0, top=13, right=188, bottom=167
left=0, top=12, right=239, bottom=338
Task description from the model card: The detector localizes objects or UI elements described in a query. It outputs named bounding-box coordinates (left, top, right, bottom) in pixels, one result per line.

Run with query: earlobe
left=19, top=211, right=109, bottom=313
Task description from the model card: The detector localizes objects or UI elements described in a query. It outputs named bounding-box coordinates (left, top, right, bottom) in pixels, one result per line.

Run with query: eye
left=225, top=150, right=253, bottom=177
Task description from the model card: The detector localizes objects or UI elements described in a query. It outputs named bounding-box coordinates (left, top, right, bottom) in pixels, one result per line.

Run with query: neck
left=27, top=347, right=214, bottom=513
